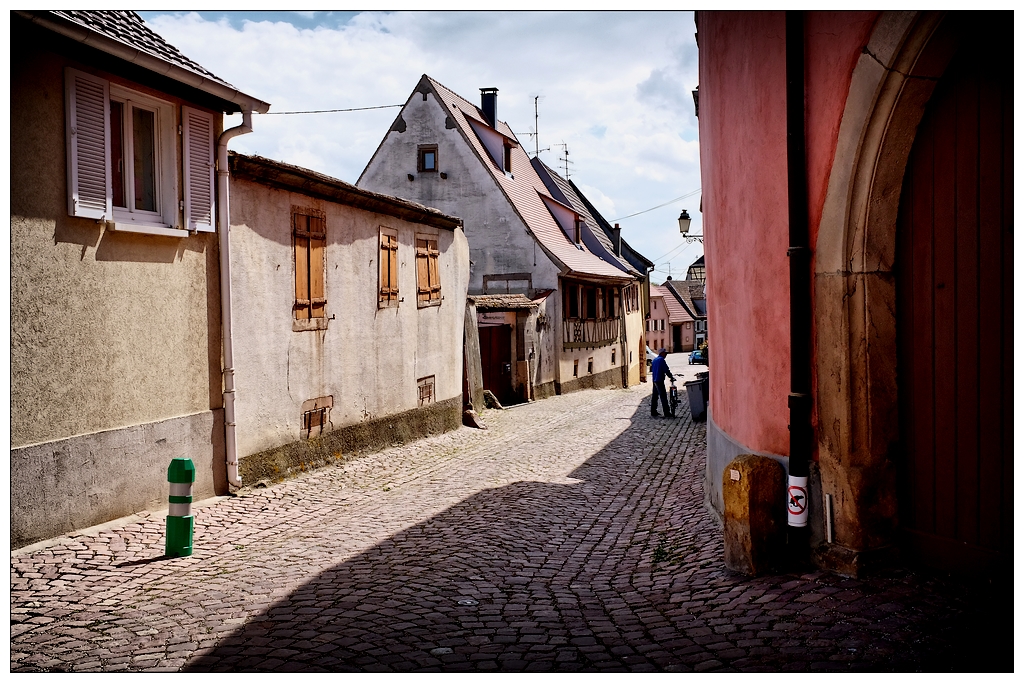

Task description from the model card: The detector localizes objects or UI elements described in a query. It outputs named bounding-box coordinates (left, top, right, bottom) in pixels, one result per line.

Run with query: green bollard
left=166, top=458, right=196, bottom=557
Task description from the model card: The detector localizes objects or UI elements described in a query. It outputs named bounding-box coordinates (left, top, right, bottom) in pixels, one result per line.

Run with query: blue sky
left=139, top=10, right=705, bottom=278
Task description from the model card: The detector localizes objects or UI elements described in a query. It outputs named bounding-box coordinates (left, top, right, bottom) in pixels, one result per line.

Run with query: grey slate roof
left=52, top=11, right=234, bottom=88
left=568, top=177, right=655, bottom=273
left=531, top=158, right=641, bottom=278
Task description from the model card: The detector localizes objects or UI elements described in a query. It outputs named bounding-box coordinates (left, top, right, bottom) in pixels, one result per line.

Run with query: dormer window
left=503, top=142, right=512, bottom=173
left=417, top=145, right=438, bottom=173
left=573, top=217, right=582, bottom=244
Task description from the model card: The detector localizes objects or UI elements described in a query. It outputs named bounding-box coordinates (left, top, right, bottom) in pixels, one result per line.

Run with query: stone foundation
left=239, top=396, right=462, bottom=487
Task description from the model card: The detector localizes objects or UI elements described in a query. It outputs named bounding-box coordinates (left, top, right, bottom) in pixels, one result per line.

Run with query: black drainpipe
left=786, top=10, right=813, bottom=559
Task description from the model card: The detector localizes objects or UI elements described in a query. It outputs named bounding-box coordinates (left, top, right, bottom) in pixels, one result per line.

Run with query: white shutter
left=65, top=68, right=111, bottom=219
left=182, top=106, right=216, bottom=232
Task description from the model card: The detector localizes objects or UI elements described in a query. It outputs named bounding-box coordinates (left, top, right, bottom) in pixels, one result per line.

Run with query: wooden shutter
left=379, top=230, right=398, bottom=306
left=308, top=215, right=326, bottom=318
left=416, top=237, right=441, bottom=304
left=65, top=68, right=111, bottom=219
left=183, top=106, right=215, bottom=232
left=294, top=210, right=326, bottom=319
left=294, top=215, right=310, bottom=320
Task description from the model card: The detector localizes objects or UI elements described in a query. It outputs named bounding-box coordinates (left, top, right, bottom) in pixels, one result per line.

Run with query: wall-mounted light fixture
left=678, top=209, right=703, bottom=243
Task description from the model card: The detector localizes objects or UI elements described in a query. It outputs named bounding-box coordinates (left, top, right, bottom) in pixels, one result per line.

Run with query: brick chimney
left=480, top=87, right=498, bottom=127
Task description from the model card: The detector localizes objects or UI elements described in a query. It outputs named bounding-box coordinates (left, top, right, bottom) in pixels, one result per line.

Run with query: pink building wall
left=647, top=293, right=670, bottom=353
left=697, top=11, right=881, bottom=459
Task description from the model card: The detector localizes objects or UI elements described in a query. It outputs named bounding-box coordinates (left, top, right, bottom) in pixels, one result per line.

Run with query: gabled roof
left=531, top=158, right=642, bottom=279
left=17, top=10, right=270, bottom=114
left=415, top=75, right=630, bottom=283
left=663, top=278, right=706, bottom=319
left=651, top=284, right=694, bottom=325
left=567, top=177, right=655, bottom=273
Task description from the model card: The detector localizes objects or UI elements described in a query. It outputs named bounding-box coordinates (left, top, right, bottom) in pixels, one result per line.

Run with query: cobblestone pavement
left=10, top=357, right=1011, bottom=672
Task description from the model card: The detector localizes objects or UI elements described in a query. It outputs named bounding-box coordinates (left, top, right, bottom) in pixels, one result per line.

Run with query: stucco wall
left=228, top=177, right=470, bottom=458
left=697, top=11, right=880, bottom=459
left=11, top=41, right=223, bottom=449
left=357, top=89, right=562, bottom=295
left=10, top=32, right=225, bottom=546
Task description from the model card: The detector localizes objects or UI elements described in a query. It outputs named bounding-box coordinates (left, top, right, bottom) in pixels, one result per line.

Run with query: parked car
left=689, top=348, right=707, bottom=365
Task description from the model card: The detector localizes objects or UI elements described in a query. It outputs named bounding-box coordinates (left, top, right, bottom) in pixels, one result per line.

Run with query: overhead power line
left=261, top=104, right=404, bottom=115
left=608, top=188, right=701, bottom=222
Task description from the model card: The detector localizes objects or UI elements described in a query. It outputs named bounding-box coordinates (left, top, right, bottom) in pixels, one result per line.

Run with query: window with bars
left=379, top=227, right=399, bottom=307
left=293, top=207, right=326, bottom=321
left=417, top=376, right=435, bottom=406
left=416, top=235, right=441, bottom=306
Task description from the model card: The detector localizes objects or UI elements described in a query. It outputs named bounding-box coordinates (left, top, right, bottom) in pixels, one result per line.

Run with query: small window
left=653, top=300, right=658, bottom=310
left=587, top=357, right=594, bottom=374
left=416, top=234, right=441, bottom=307
left=573, top=360, right=579, bottom=377
left=503, top=142, right=512, bottom=173
left=379, top=227, right=399, bottom=307
left=565, top=283, right=579, bottom=319
left=293, top=207, right=326, bottom=322
left=301, top=396, right=333, bottom=440
left=611, top=349, right=616, bottom=365
left=573, top=218, right=582, bottom=244
left=418, top=145, right=438, bottom=173
left=418, top=376, right=435, bottom=406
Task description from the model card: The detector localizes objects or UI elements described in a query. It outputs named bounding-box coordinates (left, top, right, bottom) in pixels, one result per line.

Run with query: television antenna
left=557, top=142, right=573, bottom=180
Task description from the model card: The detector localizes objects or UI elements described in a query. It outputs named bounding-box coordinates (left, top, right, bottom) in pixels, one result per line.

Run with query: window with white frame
left=65, top=68, right=215, bottom=236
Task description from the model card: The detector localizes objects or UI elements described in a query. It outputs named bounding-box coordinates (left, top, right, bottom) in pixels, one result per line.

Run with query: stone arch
left=812, top=11, right=962, bottom=572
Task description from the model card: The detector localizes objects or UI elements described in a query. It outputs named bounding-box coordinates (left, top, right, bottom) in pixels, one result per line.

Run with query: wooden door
left=895, top=33, right=1012, bottom=573
left=479, top=325, right=513, bottom=406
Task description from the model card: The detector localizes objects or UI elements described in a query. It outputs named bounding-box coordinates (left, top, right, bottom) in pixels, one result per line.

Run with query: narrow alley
left=10, top=355, right=1009, bottom=673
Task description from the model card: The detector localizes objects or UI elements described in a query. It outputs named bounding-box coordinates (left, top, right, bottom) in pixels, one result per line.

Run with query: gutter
left=16, top=11, right=270, bottom=114
left=785, top=11, right=814, bottom=553
left=217, top=111, right=253, bottom=491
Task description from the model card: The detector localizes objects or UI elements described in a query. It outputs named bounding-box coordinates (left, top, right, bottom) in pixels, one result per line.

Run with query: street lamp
left=678, top=209, right=703, bottom=243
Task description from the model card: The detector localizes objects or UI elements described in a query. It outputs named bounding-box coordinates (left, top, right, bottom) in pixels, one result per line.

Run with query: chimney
left=612, top=223, right=622, bottom=256
left=480, top=87, right=498, bottom=127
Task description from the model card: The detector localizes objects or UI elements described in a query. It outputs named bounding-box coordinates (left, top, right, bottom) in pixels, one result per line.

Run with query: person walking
left=650, top=348, right=675, bottom=418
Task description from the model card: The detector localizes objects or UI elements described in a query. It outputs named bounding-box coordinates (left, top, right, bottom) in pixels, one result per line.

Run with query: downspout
left=785, top=11, right=813, bottom=555
left=217, top=111, right=253, bottom=491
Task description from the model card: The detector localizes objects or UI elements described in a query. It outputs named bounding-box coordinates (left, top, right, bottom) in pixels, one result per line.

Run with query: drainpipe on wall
left=217, top=111, right=253, bottom=492
left=785, top=11, right=813, bottom=558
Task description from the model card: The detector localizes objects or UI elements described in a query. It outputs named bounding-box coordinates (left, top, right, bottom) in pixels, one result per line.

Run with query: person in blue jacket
left=650, top=348, right=675, bottom=417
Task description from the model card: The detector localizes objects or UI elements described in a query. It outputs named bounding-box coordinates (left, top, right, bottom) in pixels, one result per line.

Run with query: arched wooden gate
left=895, top=25, right=1012, bottom=573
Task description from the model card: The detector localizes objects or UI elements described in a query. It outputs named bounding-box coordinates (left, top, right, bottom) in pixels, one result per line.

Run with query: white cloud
left=143, top=10, right=703, bottom=276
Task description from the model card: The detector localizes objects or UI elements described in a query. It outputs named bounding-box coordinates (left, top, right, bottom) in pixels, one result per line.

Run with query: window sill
left=417, top=298, right=442, bottom=309
left=293, top=318, right=329, bottom=332
left=109, top=221, right=188, bottom=238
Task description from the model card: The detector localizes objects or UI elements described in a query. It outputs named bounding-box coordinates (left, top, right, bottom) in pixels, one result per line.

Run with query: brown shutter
left=428, top=239, right=441, bottom=301
left=309, top=215, right=326, bottom=318
left=294, top=224, right=310, bottom=320
left=416, top=238, right=429, bottom=303
left=380, top=231, right=398, bottom=305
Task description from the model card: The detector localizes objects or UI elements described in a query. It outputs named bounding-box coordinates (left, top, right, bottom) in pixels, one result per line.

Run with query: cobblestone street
left=10, top=357, right=1011, bottom=672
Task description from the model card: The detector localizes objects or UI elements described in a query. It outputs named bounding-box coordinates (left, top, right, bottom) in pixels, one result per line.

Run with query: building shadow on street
left=184, top=397, right=1011, bottom=673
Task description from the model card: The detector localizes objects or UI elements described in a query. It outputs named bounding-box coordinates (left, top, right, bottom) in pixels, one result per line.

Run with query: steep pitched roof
left=651, top=284, right=694, bottom=325
left=531, top=158, right=641, bottom=279
left=419, top=75, right=630, bottom=282
left=567, top=177, right=655, bottom=273
left=17, top=10, right=270, bottom=113
left=663, top=278, right=706, bottom=320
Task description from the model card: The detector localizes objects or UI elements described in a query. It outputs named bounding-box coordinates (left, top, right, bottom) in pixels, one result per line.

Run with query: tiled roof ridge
left=50, top=10, right=235, bottom=88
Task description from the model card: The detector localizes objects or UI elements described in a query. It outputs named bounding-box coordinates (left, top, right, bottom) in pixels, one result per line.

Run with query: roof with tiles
left=663, top=278, right=706, bottom=320
left=50, top=11, right=235, bottom=88
left=651, top=284, right=694, bottom=325
left=422, top=75, right=631, bottom=282
left=568, top=177, right=655, bottom=273
left=469, top=294, right=539, bottom=310
left=531, top=158, right=641, bottom=278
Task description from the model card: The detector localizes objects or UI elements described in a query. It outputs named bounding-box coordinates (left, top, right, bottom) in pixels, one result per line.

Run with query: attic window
left=418, top=145, right=438, bottom=173
left=503, top=142, right=512, bottom=173
left=573, top=218, right=582, bottom=244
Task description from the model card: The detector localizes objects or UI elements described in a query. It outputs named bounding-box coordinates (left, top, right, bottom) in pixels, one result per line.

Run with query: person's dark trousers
left=652, top=380, right=669, bottom=416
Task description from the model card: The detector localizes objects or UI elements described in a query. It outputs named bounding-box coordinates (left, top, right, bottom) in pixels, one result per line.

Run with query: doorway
left=479, top=325, right=514, bottom=407
left=895, top=30, right=1012, bottom=573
